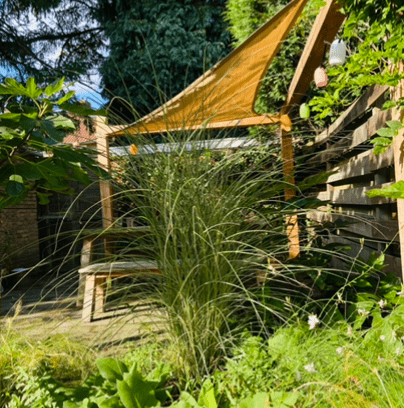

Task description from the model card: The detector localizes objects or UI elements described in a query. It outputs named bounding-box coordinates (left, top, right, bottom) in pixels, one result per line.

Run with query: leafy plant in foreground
left=0, top=77, right=106, bottom=210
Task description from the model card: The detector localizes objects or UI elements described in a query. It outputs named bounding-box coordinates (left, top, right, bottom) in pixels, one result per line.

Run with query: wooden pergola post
left=281, top=128, right=300, bottom=259
left=95, top=117, right=115, bottom=255
left=392, top=62, right=404, bottom=281
left=279, top=0, right=345, bottom=259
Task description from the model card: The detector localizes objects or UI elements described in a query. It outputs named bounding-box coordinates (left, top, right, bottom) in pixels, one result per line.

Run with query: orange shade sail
left=110, top=0, right=309, bottom=137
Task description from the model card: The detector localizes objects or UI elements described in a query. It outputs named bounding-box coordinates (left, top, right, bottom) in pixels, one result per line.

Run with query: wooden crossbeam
left=284, top=0, right=345, bottom=113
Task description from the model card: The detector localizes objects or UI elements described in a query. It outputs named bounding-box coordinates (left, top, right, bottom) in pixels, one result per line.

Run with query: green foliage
left=309, top=0, right=404, bottom=122
left=370, top=120, right=403, bottom=155
left=97, top=0, right=232, bottom=119
left=7, top=357, right=171, bottom=408
left=0, top=329, right=95, bottom=407
left=0, top=77, right=106, bottom=211
left=367, top=180, right=404, bottom=200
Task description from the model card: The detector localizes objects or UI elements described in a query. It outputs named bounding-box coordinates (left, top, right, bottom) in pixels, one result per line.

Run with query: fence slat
left=322, top=235, right=401, bottom=277
left=308, top=109, right=392, bottom=165
left=314, top=183, right=395, bottom=205
left=313, top=85, right=389, bottom=147
left=325, top=146, right=394, bottom=184
left=308, top=210, right=398, bottom=241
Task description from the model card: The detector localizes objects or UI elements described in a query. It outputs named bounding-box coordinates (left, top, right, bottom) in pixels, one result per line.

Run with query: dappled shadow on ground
left=0, top=273, right=165, bottom=349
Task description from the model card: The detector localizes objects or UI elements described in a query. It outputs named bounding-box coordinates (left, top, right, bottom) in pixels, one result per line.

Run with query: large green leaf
left=13, top=163, right=43, bottom=180
left=19, top=114, right=37, bottom=133
left=6, top=175, right=25, bottom=196
left=0, top=78, right=27, bottom=95
left=270, top=391, right=299, bottom=408
left=45, top=77, right=65, bottom=97
left=48, top=115, right=76, bottom=130
left=57, top=91, right=76, bottom=105
left=387, top=120, right=403, bottom=132
left=119, top=366, right=160, bottom=408
left=0, top=126, right=25, bottom=140
left=367, top=181, right=404, bottom=199
left=40, top=120, right=65, bottom=142
left=60, top=102, right=107, bottom=116
left=96, top=358, right=128, bottom=382
left=376, top=127, right=397, bottom=137
left=70, top=164, right=91, bottom=185
left=26, top=77, right=42, bottom=99
left=198, top=380, right=217, bottom=408
left=238, top=392, right=269, bottom=408
left=0, top=113, right=22, bottom=128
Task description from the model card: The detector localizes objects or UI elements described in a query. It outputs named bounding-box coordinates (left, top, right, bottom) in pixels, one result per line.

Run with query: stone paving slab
left=1, top=273, right=165, bottom=350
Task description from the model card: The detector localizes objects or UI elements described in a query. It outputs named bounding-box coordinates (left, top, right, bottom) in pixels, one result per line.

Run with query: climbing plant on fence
left=309, top=0, right=404, bottom=122
left=312, top=1, right=404, bottom=199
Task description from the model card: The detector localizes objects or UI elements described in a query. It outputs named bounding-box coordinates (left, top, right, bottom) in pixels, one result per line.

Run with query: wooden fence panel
left=303, top=85, right=401, bottom=277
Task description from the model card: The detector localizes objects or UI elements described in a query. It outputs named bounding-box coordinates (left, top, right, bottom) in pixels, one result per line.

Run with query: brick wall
left=0, top=192, right=40, bottom=269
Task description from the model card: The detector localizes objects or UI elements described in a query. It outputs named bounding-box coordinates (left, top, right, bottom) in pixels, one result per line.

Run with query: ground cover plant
left=5, top=289, right=404, bottom=408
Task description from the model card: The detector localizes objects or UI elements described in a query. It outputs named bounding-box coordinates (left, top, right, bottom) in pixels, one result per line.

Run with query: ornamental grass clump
left=110, top=129, right=323, bottom=379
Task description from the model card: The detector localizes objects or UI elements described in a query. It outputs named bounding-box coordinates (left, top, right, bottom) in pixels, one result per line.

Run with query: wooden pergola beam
left=284, top=0, right=345, bottom=114
left=109, top=114, right=293, bottom=137
left=280, top=0, right=345, bottom=258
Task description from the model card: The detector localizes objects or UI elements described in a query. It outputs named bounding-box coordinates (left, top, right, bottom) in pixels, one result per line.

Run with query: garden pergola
left=98, top=0, right=345, bottom=258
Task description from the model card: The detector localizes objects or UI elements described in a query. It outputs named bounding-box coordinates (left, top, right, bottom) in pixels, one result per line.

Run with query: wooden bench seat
left=79, top=260, right=159, bottom=322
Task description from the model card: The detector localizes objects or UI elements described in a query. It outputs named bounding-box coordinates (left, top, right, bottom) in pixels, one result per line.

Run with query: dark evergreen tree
left=0, top=0, right=106, bottom=83
left=96, top=0, right=232, bottom=120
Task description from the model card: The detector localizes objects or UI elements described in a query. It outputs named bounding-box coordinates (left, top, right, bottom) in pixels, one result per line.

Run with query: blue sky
left=0, top=65, right=107, bottom=109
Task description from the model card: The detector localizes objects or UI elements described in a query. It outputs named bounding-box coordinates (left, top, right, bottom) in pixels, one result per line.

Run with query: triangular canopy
left=111, top=0, right=309, bottom=137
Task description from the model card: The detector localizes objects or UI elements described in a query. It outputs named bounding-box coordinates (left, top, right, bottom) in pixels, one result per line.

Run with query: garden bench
left=79, top=260, right=159, bottom=322
left=77, top=225, right=153, bottom=321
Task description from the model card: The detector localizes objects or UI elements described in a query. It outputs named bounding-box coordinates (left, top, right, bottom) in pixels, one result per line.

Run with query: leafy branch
left=0, top=77, right=107, bottom=210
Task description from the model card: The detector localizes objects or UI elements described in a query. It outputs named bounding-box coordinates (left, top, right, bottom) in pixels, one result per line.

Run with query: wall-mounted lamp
left=329, top=39, right=346, bottom=66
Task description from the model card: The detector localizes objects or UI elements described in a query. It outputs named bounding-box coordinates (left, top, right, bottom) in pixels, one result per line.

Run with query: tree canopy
left=96, top=0, right=232, bottom=121
left=0, top=0, right=106, bottom=83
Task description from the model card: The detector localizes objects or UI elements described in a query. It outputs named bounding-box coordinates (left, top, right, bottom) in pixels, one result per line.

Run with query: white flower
left=358, top=309, right=369, bottom=317
left=378, top=299, right=387, bottom=309
left=308, top=314, right=320, bottom=330
left=347, top=326, right=353, bottom=337
left=337, top=292, right=345, bottom=304
left=392, top=331, right=397, bottom=340
left=304, top=363, right=316, bottom=373
left=380, top=335, right=386, bottom=341
left=336, top=347, right=344, bottom=355
left=396, top=348, right=402, bottom=356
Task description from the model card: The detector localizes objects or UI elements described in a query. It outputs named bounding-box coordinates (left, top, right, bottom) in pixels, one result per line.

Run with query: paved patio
left=0, top=272, right=165, bottom=351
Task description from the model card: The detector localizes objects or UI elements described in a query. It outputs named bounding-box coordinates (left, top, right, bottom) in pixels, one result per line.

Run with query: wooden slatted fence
left=302, top=85, right=402, bottom=276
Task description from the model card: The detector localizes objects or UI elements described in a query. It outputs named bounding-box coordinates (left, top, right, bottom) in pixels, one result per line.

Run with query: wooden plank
left=284, top=0, right=345, bottom=112
left=313, top=85, right=389, bottom=147
left=308, top=210, right=399, bottom=242
left=308, top=109, right=392, bottom=165
left=392, top=61, right=404, bottom=281
left=314, top=183, right=395, bottom=205
left=281, top=126, right=300, bottom=258
left=82, top=274, right=96, bottom=323
left=95, top=117, right=115, bottom=255
left=323, top=235, right=401, bottom=277
left=325, top=146, right=394, bottom=184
